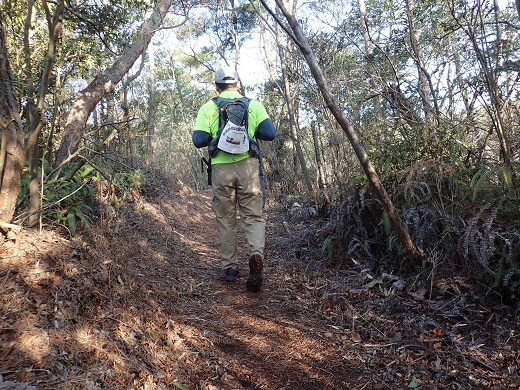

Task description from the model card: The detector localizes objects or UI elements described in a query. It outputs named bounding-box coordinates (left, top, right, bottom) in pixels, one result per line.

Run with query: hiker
left=192, top=65, right=276, bottom=292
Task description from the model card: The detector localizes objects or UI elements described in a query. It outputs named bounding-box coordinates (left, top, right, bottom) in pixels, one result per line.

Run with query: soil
left=1, top=184, right=519, bottom=389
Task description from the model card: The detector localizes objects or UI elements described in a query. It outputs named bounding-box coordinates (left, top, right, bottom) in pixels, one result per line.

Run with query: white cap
left=215, top=66, right=239, bottom=84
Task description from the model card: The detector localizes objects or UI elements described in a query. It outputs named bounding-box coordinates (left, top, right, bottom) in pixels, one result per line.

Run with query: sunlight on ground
left=18, top=329, right=51, bottom=362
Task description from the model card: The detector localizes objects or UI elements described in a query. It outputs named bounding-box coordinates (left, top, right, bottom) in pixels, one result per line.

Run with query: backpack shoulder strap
left=212, top=96, right=223, bottom=107
left=212, top=96, right=250, bottom=107
left=238, top=96, right=251, bottom=106
left=212, top=96, right=251, bottom=129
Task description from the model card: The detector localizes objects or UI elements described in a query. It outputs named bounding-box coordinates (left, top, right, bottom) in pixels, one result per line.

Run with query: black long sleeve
left=256, top=118, right=276, bottom=141
left=192, top=130, right=212, bottom=148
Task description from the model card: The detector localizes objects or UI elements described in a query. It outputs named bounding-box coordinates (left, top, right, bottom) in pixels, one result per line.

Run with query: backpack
left=208, top=96, right=252, bottom=157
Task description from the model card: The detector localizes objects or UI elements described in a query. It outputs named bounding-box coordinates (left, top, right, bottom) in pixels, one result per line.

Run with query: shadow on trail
left=0, top=187, right=371, bottom=389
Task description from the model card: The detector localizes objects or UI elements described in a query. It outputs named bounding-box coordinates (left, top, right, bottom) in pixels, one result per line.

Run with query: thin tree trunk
left=120, top=53, right=146, bottom=167
left=230, top=0, right=241, bottom=72
left=357, top=0, right=383, bottom=120
left=275, top=4, right=313, bottom=193
left=259, top=15, right=277, bottom=82
left=405, top=0, right=436, bottom=120
left=121, top=84, right=134, bottom=166
left=26, top=0, right=63, bottom=227
left=54, top=0, right=172, bottom=167
left=105, top=91, right=116, bottom=155
left=28, top=142, right=40, bottom=227
left=25, top=0, right=40, bottom=228
left=465, top=0, right=511, bottom=165
left=311, top=121, right=325, bottom=190
left=263, top=0, right=423, bottom=261
left=147, top=43, right=156, bottom=164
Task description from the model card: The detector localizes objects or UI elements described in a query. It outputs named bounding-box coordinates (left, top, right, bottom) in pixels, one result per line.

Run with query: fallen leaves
left=1, top=191, right=519, bottom=390
left=433, top=327, right=443, bottom=338
left=351, top=332, right=362, bottom=343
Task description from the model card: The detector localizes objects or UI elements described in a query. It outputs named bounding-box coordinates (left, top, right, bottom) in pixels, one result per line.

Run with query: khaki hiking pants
left=211, top=157, right=265, bottom=270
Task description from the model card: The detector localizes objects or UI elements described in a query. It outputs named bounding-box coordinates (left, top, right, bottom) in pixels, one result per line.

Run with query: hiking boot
left=246, top=254, right=263, bottom=292
left=225, top=267, right=239, bottom=282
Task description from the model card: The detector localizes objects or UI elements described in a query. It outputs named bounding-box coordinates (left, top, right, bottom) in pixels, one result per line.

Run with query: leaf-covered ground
left=1, top=184, right=519, bottom=389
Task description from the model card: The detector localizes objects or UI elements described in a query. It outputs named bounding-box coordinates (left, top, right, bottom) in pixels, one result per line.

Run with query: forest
left=1, top=0, right=520, bottom=388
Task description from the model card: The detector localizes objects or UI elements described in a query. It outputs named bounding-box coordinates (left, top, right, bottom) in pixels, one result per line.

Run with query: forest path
left=0, top=185, right=518, bottom=389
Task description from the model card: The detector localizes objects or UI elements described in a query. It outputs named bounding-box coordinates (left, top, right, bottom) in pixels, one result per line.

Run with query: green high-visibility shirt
left=194, top=90, right=270, bottom=165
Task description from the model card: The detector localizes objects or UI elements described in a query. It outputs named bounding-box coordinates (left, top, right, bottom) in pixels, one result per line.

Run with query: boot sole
left=246, top=276, right=262, bottom=292
left=246, top=256, right=263, bottom=292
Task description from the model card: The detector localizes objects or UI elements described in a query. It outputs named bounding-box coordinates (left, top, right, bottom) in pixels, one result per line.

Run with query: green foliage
left=17, top=162, right=143, bottom=236
left=493, top=248, right=520, bottom=292
left=408, top=375, right=420, bottom=388
left=41, top=164, right=96, bottom=236
left=470, top=164, right=514, bottom=201
left=382, top=211, right=391, bottom=237
left=110, top=169, right=146, bottom=193
left=321, top=236, right=336, bottom=259
left=54, top=202, right=93, bottom=237
left=171, top=381, right=188, bottom=390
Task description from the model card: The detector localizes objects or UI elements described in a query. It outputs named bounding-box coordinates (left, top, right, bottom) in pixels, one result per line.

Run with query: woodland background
left=2, top=0, right=520, bottom=303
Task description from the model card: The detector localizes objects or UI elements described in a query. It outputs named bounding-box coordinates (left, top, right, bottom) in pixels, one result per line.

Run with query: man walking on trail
left=192, top=65, right=276, bottom=292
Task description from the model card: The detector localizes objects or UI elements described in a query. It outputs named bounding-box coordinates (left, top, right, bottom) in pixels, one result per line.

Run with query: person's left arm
left=251, top=101, right=276, bottom=141
left=192, top=130, right=212, bottom=148
left=256, top=118, right=276, bottom=141
left=192, top=104, right=214, bottom=148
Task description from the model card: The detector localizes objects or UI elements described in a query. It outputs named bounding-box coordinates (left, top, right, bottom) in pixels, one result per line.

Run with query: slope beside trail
left=0, top=184, right=519, bottom=389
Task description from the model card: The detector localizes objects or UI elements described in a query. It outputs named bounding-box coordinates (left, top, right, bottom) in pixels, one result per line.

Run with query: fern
left=461, top=204, right=497, bottom=277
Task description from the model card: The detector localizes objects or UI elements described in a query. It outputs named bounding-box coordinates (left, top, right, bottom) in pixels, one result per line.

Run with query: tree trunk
left=405, top=0, right=436, bottom=119
left=357, top=0, right=383, bottom=121
left=120, top=53, right=146, bottom=167
left=25, top=0, right=40, bottom=228
left=0, top=21, right=25, bottom=231
left=121, top=83, right=135, bottom=166
left=25, top=0, right=63, bottom=228
left=147, top=42, right=156, bottom=164
left=280, top=51, right=313, bottom=193
left=275, top=3, right=314, bottom=194
left=0, top=0, right=60, bottom=231
left=54, top=0, right=172, bottom=167
left=451, top=0, right=512, bottom=165
left=264, top=0, right=423, bottom=261
left=311, top=122, right=325, bottom=190
left=259, top=14, right=277, bottom=82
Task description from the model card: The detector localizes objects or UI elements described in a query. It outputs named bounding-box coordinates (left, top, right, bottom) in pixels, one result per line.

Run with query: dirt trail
left=1, top=186, right=519, bottom=389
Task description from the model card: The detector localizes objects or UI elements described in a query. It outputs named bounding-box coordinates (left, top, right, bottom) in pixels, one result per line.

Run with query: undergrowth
left=16, top=159, right=149, bottom=237
left=312, top=160, right=520, bottom=306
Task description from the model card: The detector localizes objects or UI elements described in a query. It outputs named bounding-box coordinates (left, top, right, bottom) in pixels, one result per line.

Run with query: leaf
left=383, top=211, right=391, bottom=236
left=351, top=332, right=362, bottom=343
left=321, top=236, right=335, bottom=258
left=171, top=381, right=188, bottom=390
left=408, top=375, right=420, bottom=388
left=499, top=165, right=512, bottom=189
left=79, top=164, right=95, bottom=178
left=67, top=212, right=77, bottom=236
